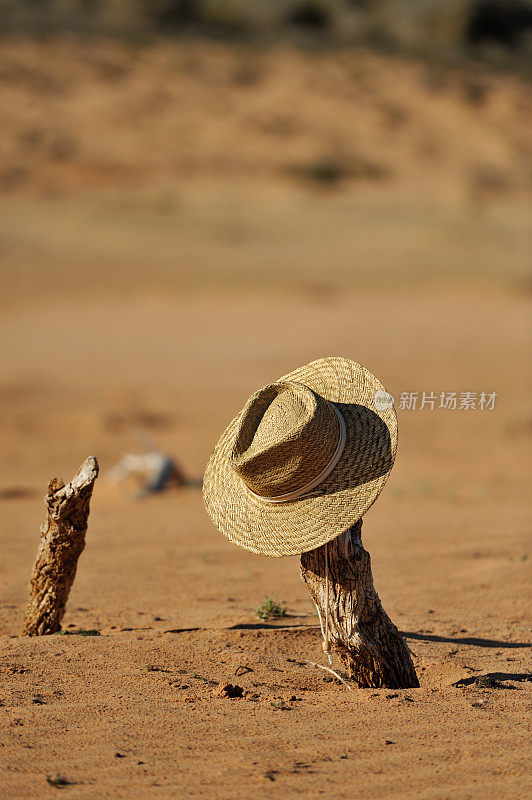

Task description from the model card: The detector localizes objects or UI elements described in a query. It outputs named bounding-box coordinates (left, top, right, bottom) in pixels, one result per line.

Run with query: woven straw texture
left=203, top=357, right=397, bottom=557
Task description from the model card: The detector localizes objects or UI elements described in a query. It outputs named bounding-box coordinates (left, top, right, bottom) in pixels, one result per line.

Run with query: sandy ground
left=1, top=36, right=531, bottom=800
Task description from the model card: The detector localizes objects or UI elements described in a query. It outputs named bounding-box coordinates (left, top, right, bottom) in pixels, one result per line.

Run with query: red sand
left=0, top=37, right=530, bottom=800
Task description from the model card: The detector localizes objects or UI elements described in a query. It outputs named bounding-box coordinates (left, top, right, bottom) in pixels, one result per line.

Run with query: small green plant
left=59, top=629, right=100, bottom=636
left=286, top=157, right=387, bottom=187
left=190, top=673, right=209, bottom=682
left=270, top=700, right=291, bottom=711
left=253, top=597, right=287, bottom=620
left=287, top=158, right=348, bottom=185
left=473, top=675, right=508, bottom=689
left=46, top=773, right=71, bottom=788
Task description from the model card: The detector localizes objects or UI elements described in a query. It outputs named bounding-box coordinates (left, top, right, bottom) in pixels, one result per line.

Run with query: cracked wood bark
left=300, top=519, right=419, bottom=689
left=23, top=457, right=99, bottom=636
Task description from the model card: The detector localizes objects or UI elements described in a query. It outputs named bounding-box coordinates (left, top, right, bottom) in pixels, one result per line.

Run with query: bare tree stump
left=300, top=519, right=419, bottom=689
left=23, top=457, right=99, bottom=636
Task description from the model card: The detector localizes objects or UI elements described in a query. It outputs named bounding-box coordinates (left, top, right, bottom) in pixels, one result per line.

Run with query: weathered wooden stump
left=300, top=519, right=419, bottom=689
left=23, top=457, right=99, bottom=636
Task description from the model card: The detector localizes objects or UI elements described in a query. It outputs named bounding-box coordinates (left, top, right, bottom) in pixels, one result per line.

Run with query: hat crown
left=230, top=381, right=340, bottom=499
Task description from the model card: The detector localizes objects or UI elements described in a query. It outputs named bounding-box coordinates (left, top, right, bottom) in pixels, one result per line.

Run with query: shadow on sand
left=402, top=631, right=531, bottom=649
left=452, top=672, right=531, bottom=688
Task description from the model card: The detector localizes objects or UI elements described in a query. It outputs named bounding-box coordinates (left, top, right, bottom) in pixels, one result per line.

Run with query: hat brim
left=203, top=357, right=397, bottom=557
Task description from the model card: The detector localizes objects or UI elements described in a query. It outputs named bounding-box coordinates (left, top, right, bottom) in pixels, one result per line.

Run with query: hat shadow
left=319, top=402, right=394, bottom=496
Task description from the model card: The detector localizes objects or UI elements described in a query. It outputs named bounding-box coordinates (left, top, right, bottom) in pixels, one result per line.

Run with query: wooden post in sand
left=300, top=519, right=419, bottom=689
left=23, top=457, right=99, bottom=636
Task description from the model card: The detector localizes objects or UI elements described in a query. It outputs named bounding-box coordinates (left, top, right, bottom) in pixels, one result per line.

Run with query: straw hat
left=203, top=357, right=397, bottom=557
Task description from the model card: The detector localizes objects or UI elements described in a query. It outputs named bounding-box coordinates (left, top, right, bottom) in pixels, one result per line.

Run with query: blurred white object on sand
left=106, top=449, right=186, bottom=497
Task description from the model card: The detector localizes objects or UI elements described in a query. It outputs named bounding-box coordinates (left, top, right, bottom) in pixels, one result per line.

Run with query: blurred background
left=1, top=10, right=531, bottom=798
left=0, top=0, right=530, bottom=628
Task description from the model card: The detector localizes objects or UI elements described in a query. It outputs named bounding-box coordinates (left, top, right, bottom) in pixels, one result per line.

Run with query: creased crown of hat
left=231, top=381, right=344, bottom=502
left=203, top=357, right=397, bottom=557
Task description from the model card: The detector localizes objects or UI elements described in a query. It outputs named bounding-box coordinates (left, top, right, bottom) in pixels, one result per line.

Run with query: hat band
left=247, top=405, right=347, bottom=504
